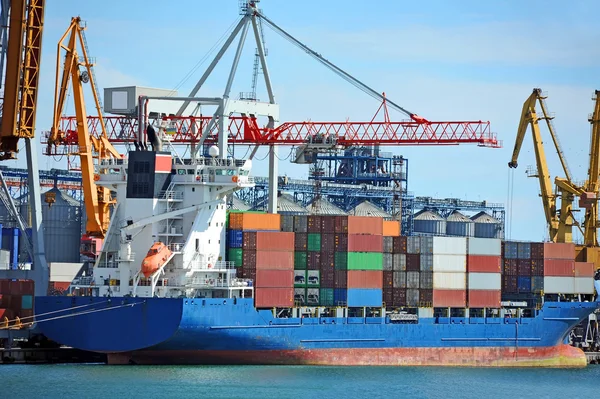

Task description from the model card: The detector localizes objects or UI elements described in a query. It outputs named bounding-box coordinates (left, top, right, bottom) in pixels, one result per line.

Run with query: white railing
left=189, top=260, right=236, bottom=271
left=169, top=276, right=253, bottom=289
left=116, top=252, right=136, bottom=262
left=72, top=276, right=94, bottom=286
left=159, top=191, right=184, bottom=200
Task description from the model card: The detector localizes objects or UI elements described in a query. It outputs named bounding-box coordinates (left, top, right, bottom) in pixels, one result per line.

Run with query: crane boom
left=582, top=91, right=600, bottom=247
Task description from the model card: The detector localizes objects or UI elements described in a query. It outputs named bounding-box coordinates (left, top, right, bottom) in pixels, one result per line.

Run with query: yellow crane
left=46, top=17, right=121, bottom=255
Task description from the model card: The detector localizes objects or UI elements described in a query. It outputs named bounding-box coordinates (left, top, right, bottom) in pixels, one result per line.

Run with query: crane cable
left=506, top=168, right=515, bottom=240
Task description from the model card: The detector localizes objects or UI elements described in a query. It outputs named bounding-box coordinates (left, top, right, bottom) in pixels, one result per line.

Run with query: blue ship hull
left=34, top=297, right=598, bottom=367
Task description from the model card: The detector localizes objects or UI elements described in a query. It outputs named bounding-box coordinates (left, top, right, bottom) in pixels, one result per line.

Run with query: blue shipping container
left=227, top=230, right=243, bottom=248
left=334, top=288, right=347, bottom=304
left=21, top=295, right=33, bottom=310
left=531, top=276, right=544, bottom=293
left=503, top=241, right=518, bottom=259
left=518, top=276, right=532, bottom=293
left=347, top=288, right=383, bottom=307
left=517, top=242, right=531, bottom=259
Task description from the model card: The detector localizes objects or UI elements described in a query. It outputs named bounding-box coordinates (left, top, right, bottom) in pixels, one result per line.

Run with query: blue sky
left=11, top=0, right=600, bottom=242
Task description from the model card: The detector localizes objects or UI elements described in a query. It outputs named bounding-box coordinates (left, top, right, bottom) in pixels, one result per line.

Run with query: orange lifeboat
left=141, top=242, right=172, bottom=277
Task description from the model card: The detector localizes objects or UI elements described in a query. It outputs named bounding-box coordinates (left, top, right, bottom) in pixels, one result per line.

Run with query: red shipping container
left=575, top=262, right=595, bottom=277
left=320, top=251, right=335, bottom=270
left=295, top=233, right=308, bottom=251
left=334, top=215, right=347, bottom=233
left=383, top=271, right=394, bottom=288
left=383, top=288, right=394, bottom=305
left=406, top=254, right=420, bottom=272
left=334, top=270, right=347, bottom=288
left=347, top=234, right=383, bottom=252
left=255, top=251, right=294, bottom=270
left=544, top=259, right=575, bottom=276
left=393, top=236, right=407, bottom=254
left=334, top=234, right=348, bottom=252
left=530, top=242, right=544, bottom=259
left=467, top=255, right=501, bottom=273
left=433, top=289, right=466, bottom=307
left=321, top=270, right=335, bottom=288
left=347, top=270, right=383, bottom=288
left=255, top=270, right=293, bottom=288
left=255, top=287, right=294, bottom=308
left=9, top=281, right=21, bottom=295
left=0, top=308, right=6, bottom=319
left=468, top=290, right=501, bottom=308
left=307, top=216, right=322, bottom=233
left=308, top=252, right=321, bottom=270
left=321, top=216, right=335, bottom=233
left=543, top=242, right=575, bottom=260
left=392, top=288, right=407, bottom=306
left=531, top=259, right=544, bottom=276
left=503, top=259, right=518, bottom=275
left=321, top=234, right=336, bottom=252
left=19, top=309, right=33, bottom=320
left=517, top=259, right=532, bottom=276
left=242, top=268, right=256, bottom=281
left=0, top=294, right=10, bottom=308
left=242, top=232, right=256, bottom=250
left=419, top=289, right=433, bottom=305
left=502, top=275, right=518, bottom=293
left=347, top=216, right=383, bottom=235
left=0, top=279, right=9, bottom=295
left=22, top=280, right=34, bottom=295
left=256, top=232, right=295, bottom=251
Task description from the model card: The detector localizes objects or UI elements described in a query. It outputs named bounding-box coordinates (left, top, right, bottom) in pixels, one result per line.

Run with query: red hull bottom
left=108, top=344, right=587, bottom=368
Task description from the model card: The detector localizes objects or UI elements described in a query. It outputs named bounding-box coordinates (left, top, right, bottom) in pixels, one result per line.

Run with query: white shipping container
left=543, top=277, right=575, bottom=294
left=432, top=236, right=467, bottom=255
left=467, top=237, right=501, bottom=256
left=432, top=254, right=467, bottom=272
left=574, top=277, right=595, bottom=294
left=468, top=273, right=501, bottom=290
left=433, top=272, right=466, bottom=290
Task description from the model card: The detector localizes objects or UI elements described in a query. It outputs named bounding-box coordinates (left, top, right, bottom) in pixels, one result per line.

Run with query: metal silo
left=277, top=194, right=309, bottom=215
left=349, top=201, right=391, bottom=219
left=471, top=211, right=502, bottom=239
left=445, top=210, right=474, bottom=237
left=306, top=199, right=347, bottom=216
left=413, top=210, right=446, bottom=235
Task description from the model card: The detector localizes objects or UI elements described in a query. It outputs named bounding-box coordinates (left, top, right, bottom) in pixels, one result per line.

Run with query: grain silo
left=413, top=210, right=446, bottom=235
left=471, top=211, right=503, bottom=239
left=445, top=210, right=475, bottom=237
left=306, top=198, right=347, bottom=216
left=349, top=201, right=391, bottom=219
left=277, top=194, right=309, bottom=215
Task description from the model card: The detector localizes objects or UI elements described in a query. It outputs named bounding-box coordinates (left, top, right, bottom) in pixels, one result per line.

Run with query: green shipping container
left=294, top=252, right=308, bottom=270
left=335, top=252, right=348, bottom=270
left=307, top=233, right=321, bottom=252
left=227, top=248, right=243, bottom=268
left=320, top=288, right=334, bottom=306
left=347, top=252, right=383, bottom=270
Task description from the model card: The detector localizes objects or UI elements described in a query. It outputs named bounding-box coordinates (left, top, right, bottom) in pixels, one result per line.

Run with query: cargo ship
left=33, top=149, right=599, bottom=367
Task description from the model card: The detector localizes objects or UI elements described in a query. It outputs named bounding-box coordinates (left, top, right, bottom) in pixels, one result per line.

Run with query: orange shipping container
left=383, top=221, right=401, bottom=237
left=467, top=255, right=501, bottom=273
left=256, top=251, right=294, bottom=270
left=229, top=213, right=281, bottom=231
left=255, top=287, right=294, bottom=308
left=432, top=289, right=466, bottom=307
left=347, top=234, right=383, bottom=252
left=255, top=270, right=294, bottom=288
left=347, top=270, right=383, bottom=289
left=544, top=259, right=574, bottom=276
left=347, top=216, right=383, bottom=235
left=467, top=290, right=501, bottom=308
left=542, top=242, right=575, bottom=260
left=574, top=262, right=595, bottom=277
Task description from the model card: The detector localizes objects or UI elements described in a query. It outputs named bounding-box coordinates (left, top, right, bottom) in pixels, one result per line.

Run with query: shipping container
left=517, top=259, right=532, bottom=276
left=320, top=251, right=335, bottom=270
left=334, top=270, right=347, bottom=288
left=294, top=252, right=307, bottom=270
left=227, top=230, right=243, bottom=248
left=517, top=242, right=531, bottom=259
left=433, top=272, right=466, bottom=290
left=502, top=275, right=518, bottom=293
left=466, top=255, right=501, bottom=273
left=334, top=252, right=347, bottom=270
left=307, top=216, right=321, bottom=233
left=383, top=220, right=401, bottom=237
left=393, top=271, right=406, bottom=288
left=347, top=252, right=383, bottom=270
left=393, top=236, right=407, bottom=253
left=407, top=289, right=420, bottom=307
left=320, top=288, right=334, bottom=306
left=544, top=259, right=575, bottom=276
left=575, top=262, right=595, bottom=277
left=531, top=259, right=544, bottom=276
left=468, top=273, right=501, bottom=290
left=281, top=215, right=295, bottom=232
left=433, top=289, right=466, bottom=307
left=347, top=216, right=383, bottom=235
left=383, top=237, right=394, bottom=253
left=347, top=288, right=383, bottom=307
left=420, top=236, right=433, bottom=254
left=420, top=272, right=433, bottom=289
left=392, top=288, right=407, bottom=306
left=321, top=234, right=336, bottom=253
left=294, top=288, right=306, bottom=305
left=255, top=287, right=293, bottom=308
left=406, top=271, right=420, bottom=289
left=406, top=254, right=420, bottom=272
left=531, top=276, right=544, bottom=293
left=227, top=248, right=243, bottom=268
left=242, top=268, right=256, bottom=281
left=574, top=277, right=594, bottom=294
left=347, top=270, right=383, bottom=289
left=294, top=270, right=307, bottom=286
left=347, top=234, right=383, bottom=252
left=256, top=270, right=294, bottom=288
left=420, top=254, right=433, bottom=272
left=255, top=251, right=294, bottom=270
left=334, top=234, right=348, bottom=252
left=307, top=270, right=321, bottom=287
left=383, top=253, right=393, bottom=271
left=467, top=237, right=501, bottom=256
left=293, top=215, right=308, bottom=233
left=432, top=254, right=466, bottom=273
left=503, top=259, right=518, bottom=275
left=543, top=276, right=575, bottom=294
left=334, top=288, right=347, bottom=304
left=432, top=236, right=467, bottom=255
left=295, top=233, right=308, bottom=251
left=321, top=269, right=335, bottom=288
left=307, top=233, right=322, bottom=252
left=321, top=216, right=335, bottom=233
left=308, top=252, right=321, bottom=270
left=383, top=287, right=394, bottom=306
left=392, top=254, right=406, bottom=271
left=334, top=215, right=347, bottom=233
left=242, top=251, right=257, bottom=269
left=517, top=276, right=532, bottom=293
left=542, top=242, right=575, bottom=260
left=419, top=289, right=433, bottom=305
left=229, top=213, right=281, bottom=231
left=530, top=242, right=544, bottom=259
left=467, top=290, right=500, bottom=308
left=407, top=236, right=420, bottom=254
left=383, top=271, right=394, bottom=288
left=503, top=241, right=518, bottom=259
left=306, top=288, right=320, bottom=305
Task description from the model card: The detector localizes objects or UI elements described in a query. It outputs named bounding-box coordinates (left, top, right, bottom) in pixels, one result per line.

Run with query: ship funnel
left=146, top=124, right=162, bottom=152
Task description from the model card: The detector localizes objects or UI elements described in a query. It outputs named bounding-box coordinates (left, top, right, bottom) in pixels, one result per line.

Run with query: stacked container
left=541, top=243, right=594, bottom=294
left=0, top=279, right=34, bottom=321
left=466, top=237, right=501, bottom=308
left=382, top=221, right=400, bottom=306
left=431, top=236, right=467, bottom=308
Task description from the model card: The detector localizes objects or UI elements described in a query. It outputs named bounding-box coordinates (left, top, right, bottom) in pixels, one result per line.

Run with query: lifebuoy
left=232, top=176, right=238, bottom=183
left=196, top=175, right=201, bottom=181
left=94, top=174, right=100, bottom=181
left=208, top=263, right=212, bottom=269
